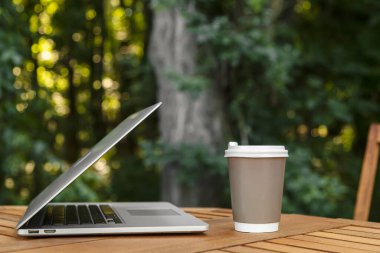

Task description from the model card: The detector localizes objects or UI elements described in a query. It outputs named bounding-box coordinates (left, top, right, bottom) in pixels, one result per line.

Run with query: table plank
left=340, top=225, right=380, bottom=234
left=0, top=226, right=18, bottom=237
left=222, top=245, right=277, bottom=253
left=204, top=250, right=230, bottom=253
left=0, top=213, right=21, bottom=222
left=0, top=210, right=24, bottom=217
left=308, top=231, right=380, bottom=246
left=325, top=228, right=380, bottom=239
left=336, top=218, right=380, bottom=229
left=185, top=208, right=233, bottom=220
left=0, top=206, right=26, bottom=217
left=0, top=235, right=17, bottom=244
left=269, top=237, right=370, bottom=253
left=247, top=241, right=324, bottom=253
left=0, top=237, right=108, bottom=252
left=0, top=219, right=17, bottom=228
left=187, top=214, right=221, bottom=220
left=290, top=234, right=380, bottom=252
left=185, top=209, right=232, bottom=217
left=204, top=251, right=230, bottom=253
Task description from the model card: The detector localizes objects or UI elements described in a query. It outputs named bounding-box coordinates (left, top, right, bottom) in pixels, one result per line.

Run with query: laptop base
left=17, top=202, right=208, bottom=237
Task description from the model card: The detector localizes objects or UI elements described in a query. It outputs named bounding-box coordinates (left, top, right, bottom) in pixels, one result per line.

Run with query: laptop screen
left=16, top=102, right=161, bottom=229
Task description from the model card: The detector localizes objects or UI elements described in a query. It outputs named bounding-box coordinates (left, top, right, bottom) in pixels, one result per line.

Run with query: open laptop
left=16, top=102, right=208, bottom=236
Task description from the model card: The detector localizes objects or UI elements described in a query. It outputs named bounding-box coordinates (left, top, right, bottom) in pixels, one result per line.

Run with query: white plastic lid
left=224, top=142, right=288, bottom=158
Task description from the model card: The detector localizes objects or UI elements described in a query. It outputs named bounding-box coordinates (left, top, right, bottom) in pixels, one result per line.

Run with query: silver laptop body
left=16, top=103, right=208, bottom=236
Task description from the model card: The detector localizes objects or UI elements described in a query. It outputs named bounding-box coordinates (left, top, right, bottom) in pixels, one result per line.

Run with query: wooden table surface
left=1, top=206, right=380, bottom=252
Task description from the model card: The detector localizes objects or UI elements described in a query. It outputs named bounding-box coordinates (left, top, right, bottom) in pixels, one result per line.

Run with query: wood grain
left=336, top=219, right=380, bottom=229
left=185, top=210, right=232, bottom=218
left=223, top=245, right=276, bottom=253
left=0, top=226, right=18, bottom=237
left=308, top=231, right=380, bottom=245
left=325, top=228, right=380, bottom=239
left=354, top=123, right=380, bottom=221
left=2, top=207, right=380, bottom=253
left=0, top=213, right=22, bottom=222
left=269, top=237, right=371, bottom=253
left=0, top=219, right=16, bottom=228
left=0, top=235, right=16, bottom=244
left=290, top=234, right=380, bottom=252
left=247, top=241, right=324, bottom=253
left=340, top=225, right=380, bottom=234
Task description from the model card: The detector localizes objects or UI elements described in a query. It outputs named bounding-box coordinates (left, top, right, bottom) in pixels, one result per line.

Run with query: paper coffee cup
left=225, top=142, right=288, bottom=233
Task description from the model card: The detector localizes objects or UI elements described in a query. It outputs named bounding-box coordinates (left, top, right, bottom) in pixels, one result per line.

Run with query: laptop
left=16, top=102, right=208, bottom=236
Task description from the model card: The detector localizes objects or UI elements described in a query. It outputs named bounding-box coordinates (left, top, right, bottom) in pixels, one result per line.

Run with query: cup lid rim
left=224, top=142, right=289, bottom=158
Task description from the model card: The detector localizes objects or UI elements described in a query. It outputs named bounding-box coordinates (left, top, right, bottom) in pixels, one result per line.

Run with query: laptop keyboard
left=25, top=204, right=122, bottom=228
left=88, top=205, right=106, bottom=224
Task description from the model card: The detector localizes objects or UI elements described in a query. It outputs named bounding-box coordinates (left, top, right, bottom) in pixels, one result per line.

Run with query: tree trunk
left=149, top=3, right=224, bottom=206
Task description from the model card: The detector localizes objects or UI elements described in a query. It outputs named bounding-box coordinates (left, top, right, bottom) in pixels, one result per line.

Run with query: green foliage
left=0, top=1, right=51, bottom=204
left=169, top=0, right=380, bottom=218
left=0, top=0, right=158, bottom=205
left=1, top=0, right=380, bottom=220
left=283, top=146, right=348, bottom=216
left=140, top=140, right=227, bottom=187
left=110, top=155, right=160, bottom=202
left=166, top=71, right=211, bottom=97
left=141, top=140, right=231, bottom=206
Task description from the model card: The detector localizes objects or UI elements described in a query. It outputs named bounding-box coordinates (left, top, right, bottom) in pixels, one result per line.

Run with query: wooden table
left=1, top=206, right=380, bottom=252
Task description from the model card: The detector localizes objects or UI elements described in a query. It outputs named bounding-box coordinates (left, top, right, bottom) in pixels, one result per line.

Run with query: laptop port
left=28, top=230, right=39, bottom=234
left=44, top=229, right=56, bottom=234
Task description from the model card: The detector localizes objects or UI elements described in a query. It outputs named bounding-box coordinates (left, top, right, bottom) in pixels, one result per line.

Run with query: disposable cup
left=225, top=142, right=288, bottom=233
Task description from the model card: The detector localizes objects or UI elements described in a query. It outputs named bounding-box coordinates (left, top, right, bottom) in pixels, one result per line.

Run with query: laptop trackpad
left=126, top=209, right=180, bottom=216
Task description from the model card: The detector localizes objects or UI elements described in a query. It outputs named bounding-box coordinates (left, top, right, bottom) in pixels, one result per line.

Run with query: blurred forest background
left=1, top=0, right=380, bottom=220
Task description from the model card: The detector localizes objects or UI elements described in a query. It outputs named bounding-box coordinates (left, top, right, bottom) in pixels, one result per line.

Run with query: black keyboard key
left=28, top=207, right=46, bottom=228
left=65, top=205, right=78, bottom=225
left=43, top=205, right=54, bottom=225
left=52, top=205, right=65, bottom=225
left=89, top=205, right=106, bottom=224
left=78, top=205, right=93, bottom=224
left=113, top=215, right=122, bottom=224
left=100, top=205, right=122, bottom=224
left=99, top=205, right=113, bottom=220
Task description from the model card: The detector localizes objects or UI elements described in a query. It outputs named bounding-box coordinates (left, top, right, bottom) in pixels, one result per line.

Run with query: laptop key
left=65, top=205, right=78, bottom=225
left=78, top=205, right=93, bottom=224
left=28, top=206, right=46, bottom=228
left=113, top=215, right=122, bottom=224
left=89, top=205, right=106, bottom=224
left=99, top=205, right=113, bottom=218
left=43, top=205, right=54, bottom=225
left=100, top=205, right=122, bottom=224
left=52, top=205, right=65, bottom=225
